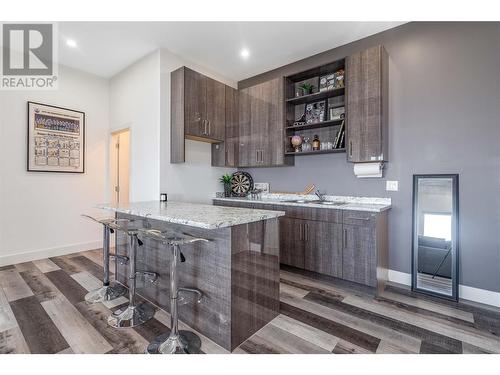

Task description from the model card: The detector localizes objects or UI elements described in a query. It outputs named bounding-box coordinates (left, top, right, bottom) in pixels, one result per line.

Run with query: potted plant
left=219, top=173, right=233, bottom=197
left=299, top=82, right=314, bottom=95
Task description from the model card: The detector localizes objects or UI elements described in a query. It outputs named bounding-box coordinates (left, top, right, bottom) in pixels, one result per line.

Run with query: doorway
left=110, top=129, right=130, bottom=205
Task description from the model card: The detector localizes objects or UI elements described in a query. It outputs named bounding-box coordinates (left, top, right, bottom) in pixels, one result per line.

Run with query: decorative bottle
left=312, top=135, right=321, bottom=151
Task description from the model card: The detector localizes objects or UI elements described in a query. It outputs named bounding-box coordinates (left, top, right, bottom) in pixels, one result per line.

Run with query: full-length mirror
left=412, top=174, right=459, bottom=300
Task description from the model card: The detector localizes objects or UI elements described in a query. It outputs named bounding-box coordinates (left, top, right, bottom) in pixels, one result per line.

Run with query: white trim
left=388, top=269, right=500, bottom=308
left=459, top=285, right=500, bottom=308
left=388, top=269, right=412, bottom=286
left=0, top=241, right=101, bottom=267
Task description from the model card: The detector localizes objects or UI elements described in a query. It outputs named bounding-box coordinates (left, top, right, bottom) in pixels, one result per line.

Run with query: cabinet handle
left=261, top=150, right=264, bottom=164
left=345, top=216, right=370, bottom=221
left=349, top=141, right=353, bottom=157
left=299, top=224, right=303, bottom=241
left=305, top=223, right=309, bottom=242
left=208, top=120, right=211, bottom=135
left=202, top=119, right=207, bottom=135
left=343, top=228, right=347, bottom=248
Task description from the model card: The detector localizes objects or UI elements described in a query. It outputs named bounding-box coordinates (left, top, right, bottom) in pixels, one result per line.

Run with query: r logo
left=2, top=24, right=53, bottom=76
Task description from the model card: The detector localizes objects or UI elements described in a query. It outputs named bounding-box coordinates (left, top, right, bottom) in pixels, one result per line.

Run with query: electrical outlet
left=386, top=180, right=399, bottom=191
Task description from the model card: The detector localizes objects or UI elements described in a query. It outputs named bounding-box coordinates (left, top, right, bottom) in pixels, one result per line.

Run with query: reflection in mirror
left=412, top=175, right=459, bottom=301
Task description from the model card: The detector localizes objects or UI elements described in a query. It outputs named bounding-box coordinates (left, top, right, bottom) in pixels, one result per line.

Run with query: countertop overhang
left=97, top=201, right=285, bottom=230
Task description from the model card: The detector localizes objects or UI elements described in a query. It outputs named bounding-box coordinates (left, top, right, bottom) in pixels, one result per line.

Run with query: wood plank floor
left=1, top=250, right=500, bottom=354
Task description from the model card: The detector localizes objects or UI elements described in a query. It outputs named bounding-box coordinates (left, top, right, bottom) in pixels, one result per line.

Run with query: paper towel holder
left=353, top=161, right=385, bottom=178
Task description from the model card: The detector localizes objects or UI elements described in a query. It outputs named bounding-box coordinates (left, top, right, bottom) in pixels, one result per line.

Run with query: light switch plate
left=386, top=180, right=399, bottom=191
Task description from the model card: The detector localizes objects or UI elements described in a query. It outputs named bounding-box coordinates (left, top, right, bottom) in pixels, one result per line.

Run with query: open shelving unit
left=284, top=58, right=347, bottom=157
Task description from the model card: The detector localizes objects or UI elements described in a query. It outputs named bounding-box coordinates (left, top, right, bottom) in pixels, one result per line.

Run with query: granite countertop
left=97, top=201, right=285, bottom=230
left=213, top=193, right=391, bottom=213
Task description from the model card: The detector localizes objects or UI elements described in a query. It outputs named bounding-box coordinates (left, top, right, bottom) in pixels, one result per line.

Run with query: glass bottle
left=312, top=135, right=320, bottom=151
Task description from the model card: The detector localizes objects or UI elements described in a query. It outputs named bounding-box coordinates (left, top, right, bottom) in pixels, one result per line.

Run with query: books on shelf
left=333, top=120, right=345, bottom=149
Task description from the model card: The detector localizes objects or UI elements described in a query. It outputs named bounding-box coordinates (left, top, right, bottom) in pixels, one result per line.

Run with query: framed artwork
left=27, top=102, right=85, bottom=173
left=329, top=106, right=345, bottom=121
left=319, top=74, right=336, bottom=92
left=305, top=100, right=326, bottom=124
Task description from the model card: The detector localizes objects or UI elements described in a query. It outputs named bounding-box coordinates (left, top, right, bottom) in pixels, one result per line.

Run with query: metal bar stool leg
left=146, top=241, right=202, bottom=354
left=83, top=218, right=127, bottom=303
left=108, top=232, right=156, bottom=328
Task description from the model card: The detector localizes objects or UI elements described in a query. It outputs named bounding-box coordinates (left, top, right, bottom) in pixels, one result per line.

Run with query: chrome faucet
left=315, top=189, right=326, bottom=201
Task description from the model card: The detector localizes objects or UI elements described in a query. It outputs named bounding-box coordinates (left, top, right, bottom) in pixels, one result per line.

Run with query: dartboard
left=231, top=172, right=254, bottom=197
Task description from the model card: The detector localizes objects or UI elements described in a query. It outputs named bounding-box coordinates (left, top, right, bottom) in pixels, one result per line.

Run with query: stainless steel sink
left=282, top=199, right=317, bottom=203
left=282, top=199, right=348, bottom=206
left=316, top=201, right=348, bottom=206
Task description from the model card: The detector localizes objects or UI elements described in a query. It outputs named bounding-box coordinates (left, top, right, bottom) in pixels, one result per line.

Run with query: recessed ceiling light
left=240, top=48, right=250, bottom=59
left=66, top=39, right=77, bottom=48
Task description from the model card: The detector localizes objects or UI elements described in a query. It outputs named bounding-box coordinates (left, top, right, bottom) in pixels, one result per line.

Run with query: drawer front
left=342, top=210, right=377, bottom=226
left=280, top=205, right=342, bottom=223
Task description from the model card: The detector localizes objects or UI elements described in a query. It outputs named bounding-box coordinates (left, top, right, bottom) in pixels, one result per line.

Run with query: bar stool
left=80, top=215, right=128, bottom=303
left=141, top=229, right=207, bottom=354
left=107, top=222, right=158, bottom=328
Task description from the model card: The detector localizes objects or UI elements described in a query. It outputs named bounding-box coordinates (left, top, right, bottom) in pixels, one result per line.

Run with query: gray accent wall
left=240, top=22, right=500, bottom=293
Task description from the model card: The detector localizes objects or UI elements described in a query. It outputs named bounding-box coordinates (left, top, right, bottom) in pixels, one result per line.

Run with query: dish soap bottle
left=312, top=135, right=320, bottom=151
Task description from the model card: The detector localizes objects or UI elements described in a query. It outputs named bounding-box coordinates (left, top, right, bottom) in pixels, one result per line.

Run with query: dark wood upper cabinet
left=238, top=86, right=254, bottom=167
left=184, top=68, right=208, bottom=139
left=238, top=77, right=293, bottom=167
left=224, top=86, right=239, bottom=167
left=346, top=45, right=388, bottom=163
left=211, top=85, right=238, bottom=167
left=205, top=77, right=226, bottom=141
left=171, top=67, right=226, bottom=164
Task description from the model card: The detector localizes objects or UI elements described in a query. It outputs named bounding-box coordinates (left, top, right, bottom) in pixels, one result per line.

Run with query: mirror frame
left=412, top=174, right=459, bottom=301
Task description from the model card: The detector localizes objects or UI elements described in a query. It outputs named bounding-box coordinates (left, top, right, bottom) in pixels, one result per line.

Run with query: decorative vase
left=224, top=183, right=232, bottom=197
left=291, top=135, right=303, bottom=153
left=302, top=87, right=313, bottom=95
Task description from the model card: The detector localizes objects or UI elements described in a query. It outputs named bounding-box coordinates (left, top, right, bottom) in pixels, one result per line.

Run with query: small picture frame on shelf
left=305, top=101, right=326, bottom=124
left=319, top=74, right=336, bottom=92
left=329, top=106, right=345, bottom=121
left=334, top=69, right=345, bottom=88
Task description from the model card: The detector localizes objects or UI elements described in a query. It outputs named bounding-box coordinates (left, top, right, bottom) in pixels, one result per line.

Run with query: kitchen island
left=98, top=201, right=284, bottom=351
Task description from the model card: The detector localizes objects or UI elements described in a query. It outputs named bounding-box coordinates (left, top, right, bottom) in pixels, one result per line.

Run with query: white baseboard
left=459, top=285, right=500, bottom=308
left=388, top=269, right=500, bottom=308
left=0, top=241, right=101, bottom=267
left=388, top=269, right=412, bottom=286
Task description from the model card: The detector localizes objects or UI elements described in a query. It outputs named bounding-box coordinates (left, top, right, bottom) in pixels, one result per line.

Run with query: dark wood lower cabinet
left=304, top=220, right=343, bottom=278
left=279, top=217, right=304, bottom=268
left=342, top=223, right=377, bottom=287
left=213, top=199, right=388, bottom=289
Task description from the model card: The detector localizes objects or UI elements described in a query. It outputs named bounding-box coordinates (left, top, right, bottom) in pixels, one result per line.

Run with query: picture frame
left=304, top=100, right=326, bottom=124
left=329, top=106, right=345, bottom=121
left=319, top=73, right=336, bottom=92
left=334, top=69, right=345, bottom=88
left=27, top=101, right=85, bottom=173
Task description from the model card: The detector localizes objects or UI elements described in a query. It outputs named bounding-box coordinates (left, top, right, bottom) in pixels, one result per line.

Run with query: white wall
left=109, top=50, right=161, bottom=202
left=159, top=48, right=237, bottom=203
left=0, top=65, right=109, bottom=266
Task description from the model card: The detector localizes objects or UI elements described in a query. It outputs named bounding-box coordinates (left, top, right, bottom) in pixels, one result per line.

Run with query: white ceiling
left=58, top=22, right=404, bottom=81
